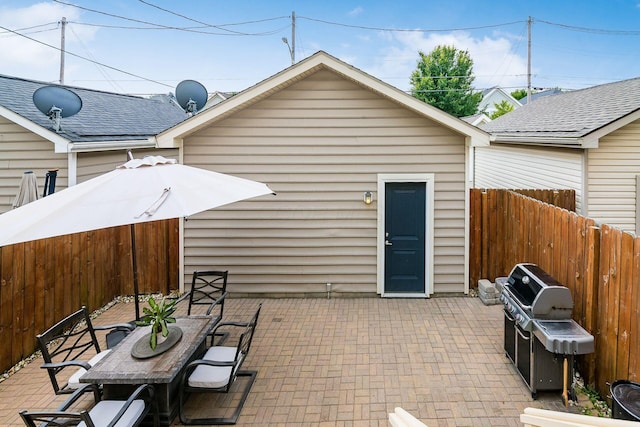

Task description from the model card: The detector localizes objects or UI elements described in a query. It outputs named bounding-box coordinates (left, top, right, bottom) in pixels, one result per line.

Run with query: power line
left=298, top=15, right=524, bottom=32
left=0, top=23, right=173, bottom=89
left=53, top=0, right=287, bottom=36
left=137, top=0, right=244, bottom=35
left=537, top=19, right=640, bottom=36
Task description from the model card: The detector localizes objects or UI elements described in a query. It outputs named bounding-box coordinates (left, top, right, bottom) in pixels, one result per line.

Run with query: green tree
left=510, top=89, right=527, bottom=101
left=410, top=45, right=482, bottom=117
left=490, top=100, right=515, bottom=119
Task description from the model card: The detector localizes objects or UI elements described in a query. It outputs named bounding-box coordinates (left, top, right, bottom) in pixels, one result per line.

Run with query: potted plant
left=135, top=296, right=178, bottom=350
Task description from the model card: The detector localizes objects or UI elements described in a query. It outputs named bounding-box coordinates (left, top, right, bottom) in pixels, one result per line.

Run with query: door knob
left=385, top=240, right=393, bottom=246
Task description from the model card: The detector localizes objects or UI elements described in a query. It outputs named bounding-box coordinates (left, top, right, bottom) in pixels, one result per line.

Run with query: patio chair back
left=188, top=270, right=228, bottom=319
left=36, top=306, right=133, bottom=395
left=37, top=307, right=102, bottom=395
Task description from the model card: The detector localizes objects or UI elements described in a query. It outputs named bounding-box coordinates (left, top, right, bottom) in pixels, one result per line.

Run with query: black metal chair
left=36, top=306, right=135, bottom=395
left=181, top=270, right=228, bottom=344
left=178, top=304, right=262, bottom=425
left=19, top=383, right=158, bottom=427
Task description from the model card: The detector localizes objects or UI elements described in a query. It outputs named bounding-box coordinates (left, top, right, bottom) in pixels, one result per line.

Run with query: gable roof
left=155, top=51, right=489, bottom=148
left=479, top=87, right=522, bottom=113
left=0, top=74, right=188, bottom=153
left=482, top=77, right=640, bottom=148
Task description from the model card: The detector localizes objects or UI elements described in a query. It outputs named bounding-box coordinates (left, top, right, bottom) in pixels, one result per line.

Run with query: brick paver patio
left=0, top=296, right=580, bottom=426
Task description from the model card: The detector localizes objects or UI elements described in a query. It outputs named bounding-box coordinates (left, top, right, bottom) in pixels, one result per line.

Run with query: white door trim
left=377, top=173, right=435, bottom=297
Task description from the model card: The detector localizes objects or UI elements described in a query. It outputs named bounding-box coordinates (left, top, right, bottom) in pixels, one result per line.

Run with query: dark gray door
left=384, top=182, right=426, bottom=293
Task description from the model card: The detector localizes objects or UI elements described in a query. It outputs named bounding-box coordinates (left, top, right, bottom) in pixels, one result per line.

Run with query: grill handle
left=516, top=326, right=531, bottom=341
left=505, top=288, right=532, bottom=310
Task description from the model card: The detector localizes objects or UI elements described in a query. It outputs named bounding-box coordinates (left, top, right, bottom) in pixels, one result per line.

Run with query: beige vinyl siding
left=182, top=69, right=468, bottom=295
left=586, top=120, right=640, bottom=232
left=0, top=117, right=67, bottom=214
left=474, top=144, right=583, bottom=213
left=76, top=148, right=178, bottom=183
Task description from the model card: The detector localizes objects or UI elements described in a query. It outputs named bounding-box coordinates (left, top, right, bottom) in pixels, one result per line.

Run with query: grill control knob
left=515, top=314, right=523, bottom=323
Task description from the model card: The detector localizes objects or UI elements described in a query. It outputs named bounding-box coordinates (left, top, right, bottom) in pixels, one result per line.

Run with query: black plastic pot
left=611, top=380, right=640, bottom=421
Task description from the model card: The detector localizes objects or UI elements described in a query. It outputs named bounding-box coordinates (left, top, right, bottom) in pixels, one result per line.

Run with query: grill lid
left=505, top=263, right=573, bottom=319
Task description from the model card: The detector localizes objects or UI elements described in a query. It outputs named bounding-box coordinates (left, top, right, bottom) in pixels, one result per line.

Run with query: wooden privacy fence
left=0, top=219, right=178, bottom=374
left=470, top=188, right=639, bottom=402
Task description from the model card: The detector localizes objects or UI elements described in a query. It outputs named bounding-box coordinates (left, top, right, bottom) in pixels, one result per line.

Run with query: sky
left=1, top=1, right=640, bottom=97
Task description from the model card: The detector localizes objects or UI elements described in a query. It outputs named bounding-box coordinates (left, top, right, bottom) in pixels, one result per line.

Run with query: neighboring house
left=462, top=113, right=491, bottom=127
left=479, top=87, right=522, bottom=117
left=520, top=87, right=564, bottom=104
left=204, top=91, right=235, bottom=108
left=475, top=77, right=640, bottom=233
left=155, top=51, right=490, bottom=297
left=0, top=74, right=187, bottom=213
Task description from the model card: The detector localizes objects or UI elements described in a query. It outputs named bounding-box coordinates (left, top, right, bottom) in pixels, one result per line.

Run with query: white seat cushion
left=188, top=346, right=241, bottom=389
left=68, top=349, right=111, bottom=388
left=78, top=399, right=145, bottom=427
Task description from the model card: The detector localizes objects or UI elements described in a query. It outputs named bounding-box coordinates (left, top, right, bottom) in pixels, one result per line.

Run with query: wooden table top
left=80, top=316, right=214, bottom=385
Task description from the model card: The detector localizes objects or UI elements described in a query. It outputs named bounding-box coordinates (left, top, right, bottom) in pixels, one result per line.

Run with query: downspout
left=463, top=136, right=471, bottom=295
left=67, top=151, right=77, bottom=186
left=177, top=139, right=185, bottom=293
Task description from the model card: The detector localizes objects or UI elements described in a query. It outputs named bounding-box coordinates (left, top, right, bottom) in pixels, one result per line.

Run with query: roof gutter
left=490, top=134, right=588, bottom=148
left=64, top=139, right=157, bottom=153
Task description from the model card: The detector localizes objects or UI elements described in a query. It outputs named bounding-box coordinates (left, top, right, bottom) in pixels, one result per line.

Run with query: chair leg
left=179, top=370, right=257, bottom=425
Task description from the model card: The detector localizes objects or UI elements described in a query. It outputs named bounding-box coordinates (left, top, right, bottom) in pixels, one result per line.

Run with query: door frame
left=377, top=173, right=435, bottom=297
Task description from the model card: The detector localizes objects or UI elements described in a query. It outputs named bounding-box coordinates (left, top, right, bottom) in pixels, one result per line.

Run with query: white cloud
left=0, top=2, right=96, bottom=80
left=348, top=7, right=364, bottom=17
left=365, top=30, right=529, bottom=91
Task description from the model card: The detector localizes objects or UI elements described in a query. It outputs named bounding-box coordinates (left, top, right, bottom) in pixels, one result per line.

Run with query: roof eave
left=0, top=104, right=71, bottom=151
left=155, top=51, right=491, bottom=148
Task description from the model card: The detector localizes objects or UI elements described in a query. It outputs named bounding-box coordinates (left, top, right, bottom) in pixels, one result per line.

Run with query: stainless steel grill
left=499, top=263, right=594, bottom=402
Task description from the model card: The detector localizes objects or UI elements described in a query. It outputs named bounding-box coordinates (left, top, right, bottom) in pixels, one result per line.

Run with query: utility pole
left=291, top=11, right=295, bottom=64
left=282, top=11, right=296, bottom=65
left=59, top=17, right=66, bottom=85
left=527, top=16, right=532, bottom=105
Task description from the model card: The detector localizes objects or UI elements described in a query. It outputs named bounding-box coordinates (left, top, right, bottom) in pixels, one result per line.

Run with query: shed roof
left=482, top=77, right=640, bottom=148
left=0, top=74, right=188, bottom=152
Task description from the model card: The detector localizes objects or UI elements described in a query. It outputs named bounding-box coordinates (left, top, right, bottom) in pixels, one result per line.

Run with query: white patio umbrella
left=0, top=155, right=274, bottom=319
left=12, top=171, right=39, bottom=208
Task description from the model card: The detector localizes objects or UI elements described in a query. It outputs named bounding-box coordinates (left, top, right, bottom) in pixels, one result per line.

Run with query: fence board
left=11, top=244, right=25, bottom=364
left=22, top=241, right=36, bottom=360
left=616, top=231, right=634, bottom=384
left=583, top=226, right=600, bottom=385
left=630, top=237, right=640, bottom=382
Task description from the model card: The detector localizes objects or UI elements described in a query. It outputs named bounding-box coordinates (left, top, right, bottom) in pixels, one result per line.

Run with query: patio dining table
left=80, top=316, right=214, bottom=426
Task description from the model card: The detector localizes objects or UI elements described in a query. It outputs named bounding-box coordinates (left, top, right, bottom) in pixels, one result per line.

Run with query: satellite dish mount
left=48, top=106, right=63, bottom=132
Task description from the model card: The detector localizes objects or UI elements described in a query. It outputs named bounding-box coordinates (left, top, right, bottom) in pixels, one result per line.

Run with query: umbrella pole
left=130, top=223, right=140, bottom=320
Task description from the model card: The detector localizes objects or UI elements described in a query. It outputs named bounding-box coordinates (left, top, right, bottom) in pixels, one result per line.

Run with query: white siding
left=0, top=118, right=67, bottom=214
left=474, top=144, right=583, bottom=213
left=587, top=120, right=640, bottom=232
left=182, top=69, right=469, bottom=295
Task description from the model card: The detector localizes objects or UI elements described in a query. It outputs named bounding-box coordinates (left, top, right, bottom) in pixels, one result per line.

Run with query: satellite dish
left=175, top=80, right=207, bottom=115
left=33, top=86, right=82, bottom=132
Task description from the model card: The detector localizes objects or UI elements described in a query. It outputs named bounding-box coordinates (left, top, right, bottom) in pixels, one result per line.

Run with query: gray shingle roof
left=0, top=74, right=189, bottom=143
left=481, top=77, right=640, bottom=139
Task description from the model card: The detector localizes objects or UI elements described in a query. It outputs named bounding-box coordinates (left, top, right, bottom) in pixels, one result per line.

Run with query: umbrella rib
left=135, top=187, right=171, bottom=219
